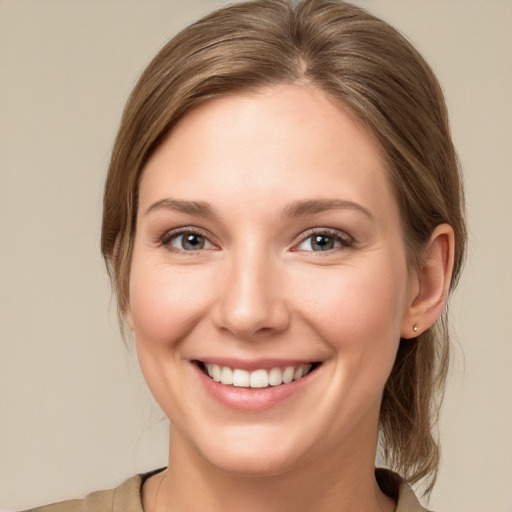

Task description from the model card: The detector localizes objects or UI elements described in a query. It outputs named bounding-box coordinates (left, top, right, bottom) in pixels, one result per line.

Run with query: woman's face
left=127, top=85, right=417, bottom=476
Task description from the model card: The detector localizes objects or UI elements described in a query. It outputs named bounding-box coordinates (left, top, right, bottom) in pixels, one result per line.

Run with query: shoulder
left=20, top=474, right=144, bottom=512
left=396, top=483, right=433, bottom=512
left=376, top=468, right=434, bottom=512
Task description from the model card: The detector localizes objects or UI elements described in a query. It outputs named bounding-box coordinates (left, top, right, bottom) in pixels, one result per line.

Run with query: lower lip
left=193, top=363, right=317, bottom=412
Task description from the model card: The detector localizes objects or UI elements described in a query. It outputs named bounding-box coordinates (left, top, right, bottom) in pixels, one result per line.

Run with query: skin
left=126, top=85, right=454, bottom=512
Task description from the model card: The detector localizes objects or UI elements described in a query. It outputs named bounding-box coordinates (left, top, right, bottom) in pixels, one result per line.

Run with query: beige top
left=22, top=469, right=431, bottom=512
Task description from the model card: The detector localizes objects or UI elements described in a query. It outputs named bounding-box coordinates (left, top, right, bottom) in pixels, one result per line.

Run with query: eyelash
left=158, top=227, right=353, bottom=254
left=293, top=228, right=353, bottom=253
left=159, top=227, right=217, bottom=253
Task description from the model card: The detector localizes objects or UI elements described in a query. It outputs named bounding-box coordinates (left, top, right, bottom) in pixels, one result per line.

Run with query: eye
left=295, top=230, right=352, bottom=252
left=162, top=230, right=216, bottom=252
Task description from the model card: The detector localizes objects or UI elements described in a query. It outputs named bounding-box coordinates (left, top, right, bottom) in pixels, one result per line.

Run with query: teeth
left=282, top=366, right=294, bottom=384
left=212, top=364, right=221, bottom=382
left=204, top=363, right=313, bottom=388
left=250, top=369, right=268, bottom=388
left=294, top=363, right=312, bottom=381
left=268, top=367, right=283, bottom=386
left=232, top=369, right=250, bottom=387
left=220, top=366, right=233, bottom=385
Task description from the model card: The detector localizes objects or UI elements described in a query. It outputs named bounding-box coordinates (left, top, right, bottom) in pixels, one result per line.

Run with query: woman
left=26, top=0, right=465, bottom=510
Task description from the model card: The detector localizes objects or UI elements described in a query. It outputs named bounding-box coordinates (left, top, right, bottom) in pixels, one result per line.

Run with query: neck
left=145, top=427, right=395, bottom=512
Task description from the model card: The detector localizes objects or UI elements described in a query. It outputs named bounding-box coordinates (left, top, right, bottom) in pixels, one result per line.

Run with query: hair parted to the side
left=101, top=0, right=466, bottom=494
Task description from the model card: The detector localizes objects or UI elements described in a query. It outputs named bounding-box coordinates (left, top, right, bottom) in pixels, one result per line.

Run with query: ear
left=401, top=224, right=455, bottom=339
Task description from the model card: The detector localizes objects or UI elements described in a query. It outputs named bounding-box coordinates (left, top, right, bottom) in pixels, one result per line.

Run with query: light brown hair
left=101, top=0, right=466, bottom=493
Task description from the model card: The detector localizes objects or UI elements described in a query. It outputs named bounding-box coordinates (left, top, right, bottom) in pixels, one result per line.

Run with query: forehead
left=139, top=85, right=396, bottom=222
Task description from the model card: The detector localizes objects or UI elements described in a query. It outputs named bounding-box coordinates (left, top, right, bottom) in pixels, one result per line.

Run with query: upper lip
left=194, top=357, right=320, bottom=371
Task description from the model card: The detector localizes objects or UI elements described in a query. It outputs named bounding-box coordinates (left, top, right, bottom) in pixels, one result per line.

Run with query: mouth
left=196, top=361, right=320, bottom=389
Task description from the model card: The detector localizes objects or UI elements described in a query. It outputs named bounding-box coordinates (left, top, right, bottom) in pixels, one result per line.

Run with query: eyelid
left=291, top=227, right=353, bottom=252
left=156, top=226, right=352, bottom=253
left=158, top=226, right=219, bottom=252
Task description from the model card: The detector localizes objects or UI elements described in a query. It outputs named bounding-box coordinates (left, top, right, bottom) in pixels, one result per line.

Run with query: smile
left=200, top=362, right=317, bottom=388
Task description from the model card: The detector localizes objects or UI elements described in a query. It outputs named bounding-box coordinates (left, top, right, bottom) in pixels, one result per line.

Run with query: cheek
left=292, top=257, right=408, bottom=359
left=128, top=260, right=213, bottom=347
left=127, top=259, right=216, bottom=422
left=273, top=256, right=411, bottom=444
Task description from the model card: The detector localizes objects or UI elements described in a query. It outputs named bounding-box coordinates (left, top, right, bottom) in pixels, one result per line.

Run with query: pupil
left=183, top=234, right=204, bottom=250
left=312, top=235, right=333, bottom=251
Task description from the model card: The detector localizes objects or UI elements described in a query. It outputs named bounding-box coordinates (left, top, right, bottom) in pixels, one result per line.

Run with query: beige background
left=1, top=1, right=511, bottom=510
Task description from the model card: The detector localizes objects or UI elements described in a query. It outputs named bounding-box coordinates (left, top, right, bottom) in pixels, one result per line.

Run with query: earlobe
left=401, top=224, right=455, bottom=339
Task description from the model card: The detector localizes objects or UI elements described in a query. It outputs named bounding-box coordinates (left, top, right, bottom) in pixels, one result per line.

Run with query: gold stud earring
left=413, top=324, right=419, bottom=333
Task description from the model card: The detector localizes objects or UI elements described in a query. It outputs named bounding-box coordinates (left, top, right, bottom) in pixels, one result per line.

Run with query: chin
left=184, top=424, right=311, bottom=478
left=205, top=447, right=299, bottom=478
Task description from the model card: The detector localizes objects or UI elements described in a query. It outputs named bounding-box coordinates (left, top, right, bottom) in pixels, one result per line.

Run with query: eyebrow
left=282, top=199, right=375, bottom=221
left=144, top=198, right=218, bottom=218
left=144, top=197, right=374, bottom=221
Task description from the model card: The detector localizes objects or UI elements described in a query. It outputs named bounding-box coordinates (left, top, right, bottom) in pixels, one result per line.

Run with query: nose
left=212, top=249, right=290, bottom=339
